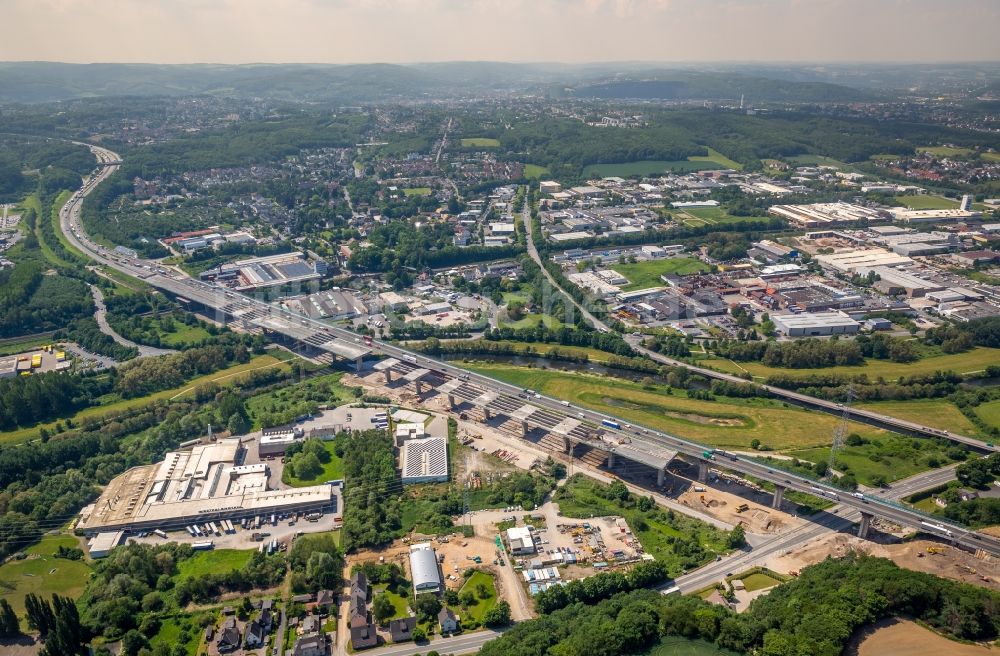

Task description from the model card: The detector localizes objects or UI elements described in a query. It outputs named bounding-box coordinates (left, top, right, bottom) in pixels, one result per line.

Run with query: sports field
left=612, top=257, right=709, bottom=290
left=703, top=347, right=1000, bottom=382
left=523, top=164, right=549, bottom=178
left=892, top=195, right=959, bottom=210
left=675, top=206, right=766, bottom=227
left=461, top=137, right=500, bottom=147
left=403, top=187, right=432, bottom=196
left=0, top=534, right=92, bottom=619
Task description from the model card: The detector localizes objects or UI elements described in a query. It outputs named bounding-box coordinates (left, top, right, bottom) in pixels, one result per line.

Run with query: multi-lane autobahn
left=63, top=146, right=1000, bottom=557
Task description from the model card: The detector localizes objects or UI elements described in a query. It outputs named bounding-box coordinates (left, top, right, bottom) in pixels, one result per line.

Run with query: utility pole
left=828, top=384, right=855, bottom=477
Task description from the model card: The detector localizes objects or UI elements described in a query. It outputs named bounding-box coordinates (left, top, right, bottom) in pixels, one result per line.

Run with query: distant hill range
left=0, top=61, right=994, bottom=104
left=568, top=73, right=874, bottom=103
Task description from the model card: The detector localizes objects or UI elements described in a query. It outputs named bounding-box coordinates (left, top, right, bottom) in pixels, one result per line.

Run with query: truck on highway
left=602, top=419, right=620, bottom=430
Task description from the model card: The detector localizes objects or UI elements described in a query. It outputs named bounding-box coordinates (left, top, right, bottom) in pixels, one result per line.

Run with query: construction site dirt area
left=675, top=484, right=794, bottom=535
left=854, top=619, right=996, bottom=656
left=767, top=534, right=1000, bottom=592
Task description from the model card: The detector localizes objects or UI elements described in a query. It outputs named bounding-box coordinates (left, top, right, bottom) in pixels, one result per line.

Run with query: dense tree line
left=480, top=589, right=722, bottom=656
left=0, top=257, right=94, bottom=337
left=288, top=531, right=345, bottom=593
left=710, top=334, right=920, bottom=369
left=0, top=370, right=90, bottom=429
left=926, top=317, right=1000, bottom=349
left=481, top=555, right=1000, bottom=656
left=721, top=554, right=1000, bottom=654
left=533, top=561, right=670, bottom=614
left=113, top=339, right=250, bottom=398
left=482, top=326, right=635, bottom=356
left=340, top=429, right=402, bottom=549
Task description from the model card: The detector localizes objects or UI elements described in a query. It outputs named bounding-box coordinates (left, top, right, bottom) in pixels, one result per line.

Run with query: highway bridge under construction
left=61, top=144, right=1000, bottom=559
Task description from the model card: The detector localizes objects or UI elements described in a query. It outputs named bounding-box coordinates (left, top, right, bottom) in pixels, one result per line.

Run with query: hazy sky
left=2, top=0, right=998, bottom=64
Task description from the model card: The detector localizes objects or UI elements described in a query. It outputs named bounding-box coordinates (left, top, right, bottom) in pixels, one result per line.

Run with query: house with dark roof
left=439, top=606, right=459, bottom=634
left=349, top=572, right=370, bottom=629
left=217, top=618, right=241, bottom=652
left=292, top=629, right=329, bottom=656
left=245, top=619, right=266, bottom=648
left=315, top=589, right=336, bottom=612
left=389, top=616, right=417, bottom=643
left=350, top=623, right=378, bottom=650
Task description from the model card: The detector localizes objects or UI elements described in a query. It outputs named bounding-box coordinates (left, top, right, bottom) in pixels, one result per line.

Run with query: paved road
left=360, top=629, right=504, bottom=656
left=90, top=285, right=176, bottom=357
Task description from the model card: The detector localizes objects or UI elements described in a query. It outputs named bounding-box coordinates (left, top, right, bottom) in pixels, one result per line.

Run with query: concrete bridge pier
left=607, top=451, right=616, bottom=469
left=355, top=356, right=363, bottom=372
left=657, top=468, right=665, bottom=487
left=384, top=369, right=393, bottom=384
left=413, top=379, right=423, bottom=396
left=520, top=421, right=529, bottom=438
left=858, top=512, right=874, bottom=539
left=697, top=461, right=710, bottom=483
left=772, top=484, right=785, bottom=510
left=446, top=394, right=456, bottom=409
left=564, top=437, right=573, bottom=454
left=483, top=407, right=493, bottom=421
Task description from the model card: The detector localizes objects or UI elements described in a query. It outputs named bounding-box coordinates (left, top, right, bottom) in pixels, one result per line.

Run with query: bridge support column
left=413, top=380, right=423, bottom=396
left=858, top=512, right=873, bottom=539
left=697, top=461, right=709, bottom=483
left=607, top=451, right=616, bottom=469
left=483, top=407, right=492, bottom=421
left=447, top=394, right=456, bottom=409
left=772, top=485, right=785, bottom=510
left=384, top=369, right=393, bottom=384
left=657, top=468, right=666, bottom=487
left=564, top=437, right=573, bottom=454
left=520, top=421, right=529, bottom=438
left=355, top=356, right=363, bottom=372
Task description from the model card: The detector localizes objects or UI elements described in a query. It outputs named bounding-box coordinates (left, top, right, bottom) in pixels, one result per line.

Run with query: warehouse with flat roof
left=77, top=438, right=337, bottom=534
left=400, top=437, right=448, bottom=484
left=772, top=312, right=861, bottom=337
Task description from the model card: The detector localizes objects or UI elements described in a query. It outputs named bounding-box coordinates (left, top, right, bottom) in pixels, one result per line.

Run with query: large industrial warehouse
left=77, top=439, right=338, bottom=534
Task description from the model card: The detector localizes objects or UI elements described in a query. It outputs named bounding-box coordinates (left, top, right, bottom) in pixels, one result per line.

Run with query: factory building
left=771, top=312, right=861, bottom=337
left=890, top=208, right=981, bottom=223
left=409, top=544, right=442, bottom=593
left=400, top=437, right=448, bottom=484
left=768, top=202, right=888, bottom=228
left=814, top=248, right=913, bottom=274
left=77, top=439, right=337, bottom=534
left=506, top=526, right=536, bottom=555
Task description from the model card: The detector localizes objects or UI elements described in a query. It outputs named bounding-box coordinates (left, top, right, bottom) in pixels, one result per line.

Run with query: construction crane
left=828, top=384, right=855, bottom=477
